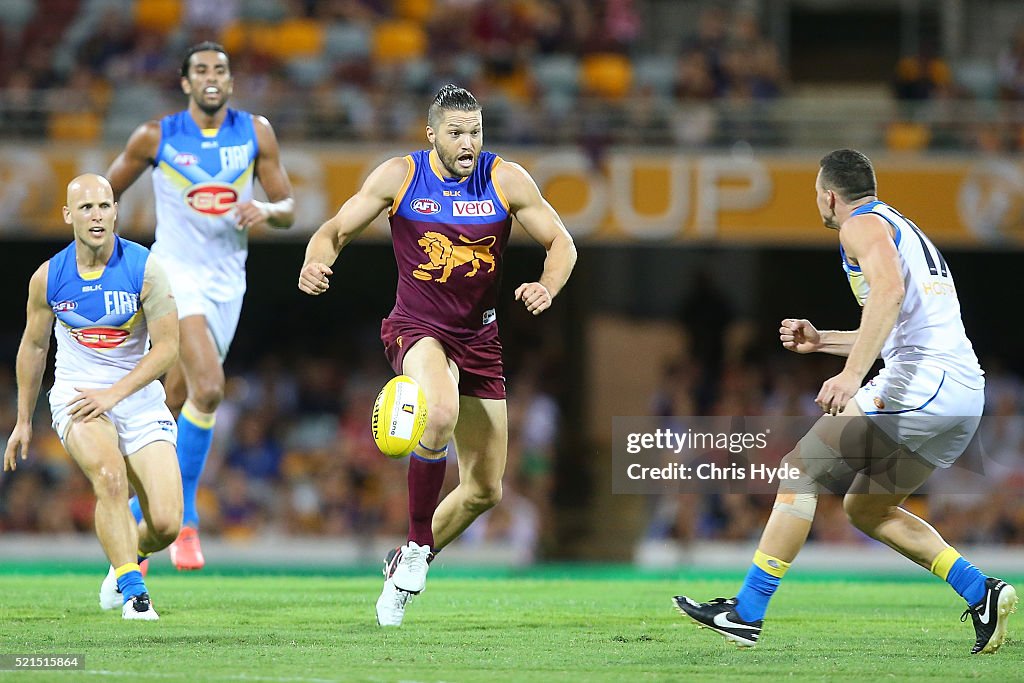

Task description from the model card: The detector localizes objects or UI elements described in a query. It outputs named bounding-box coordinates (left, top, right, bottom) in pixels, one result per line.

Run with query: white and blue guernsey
left=149, top=108, right=258, bottom=302
left=47, top=236, right=151, bottom=386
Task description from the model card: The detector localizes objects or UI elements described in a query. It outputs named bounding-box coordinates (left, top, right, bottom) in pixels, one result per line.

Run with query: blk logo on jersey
left=411, top=198, right=441, bottom=215
left=413, top=232, right=496, bottom=283
left=186, top=182, right=238, bottom=215
left=452, top=200, right=496, bottom=217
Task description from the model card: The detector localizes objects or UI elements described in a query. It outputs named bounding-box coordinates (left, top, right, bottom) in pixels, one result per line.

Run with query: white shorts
left=163, top=262, right=243, bottom=361
left=50, top=381, right=177, bottom=456
left=854, top=363, right=984, bottom=468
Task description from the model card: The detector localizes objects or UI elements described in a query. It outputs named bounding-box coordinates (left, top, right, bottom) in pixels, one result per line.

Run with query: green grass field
left=1, top=565, right=1020, bottom=682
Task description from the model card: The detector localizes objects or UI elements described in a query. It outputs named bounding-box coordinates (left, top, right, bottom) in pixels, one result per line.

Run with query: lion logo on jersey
left=413, top=232, right=496, bottom=283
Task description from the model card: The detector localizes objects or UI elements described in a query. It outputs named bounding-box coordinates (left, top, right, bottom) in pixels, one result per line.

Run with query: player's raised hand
left=234, top=200, right=271, bottom=231
left=780, top=318, right=821, bottom=354
left=67, top=387, right=121, bottom=422
left=515, top=282, right=552, bottom=316
left=299, top=262, right=333, bottom=295
left=4, top=423, right=32, bottom=472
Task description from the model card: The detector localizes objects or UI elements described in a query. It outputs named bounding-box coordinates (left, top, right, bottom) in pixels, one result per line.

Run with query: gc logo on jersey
left=71, top=326, right=130, bottom=349
left=411, top=198, right=441, bottom=215
left=186, top=182, right=238, bottom=216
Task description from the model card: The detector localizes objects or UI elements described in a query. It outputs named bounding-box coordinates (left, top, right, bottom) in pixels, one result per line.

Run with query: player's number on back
left=909, top=221, right=949, bottom=278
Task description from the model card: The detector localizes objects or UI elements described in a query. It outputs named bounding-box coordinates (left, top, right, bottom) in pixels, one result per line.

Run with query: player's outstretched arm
left=816, top=330, right=860, bottom=356
left=299, top=157, right=409, bottom=295
left=66, top=258, right=179, bottom=423
left=106, top=121, right=161, bottom=200
left=237, top=115, right=295, bottom=231
left=780, top=319, right=860, bottom=356
left=4, top=264, right=54, bottom=472
left=495, top=161, right=577, bottom=315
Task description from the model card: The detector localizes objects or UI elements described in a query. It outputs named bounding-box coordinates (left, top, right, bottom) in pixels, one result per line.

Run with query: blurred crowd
left=0, top=0, right=871, bottom=150
left=887, top=23, right=1024, bottom=153
left=1, top=1, right=1022, bottom=150
left=0, top=0, right=787, bottom=149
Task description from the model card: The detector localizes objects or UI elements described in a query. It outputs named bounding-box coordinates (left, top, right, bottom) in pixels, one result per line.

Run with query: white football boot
left=99, top=565, right=121, bottom=610
left=392, top=541, right=431, bottom=594
left=376, top=578, right=413, bottom=627
left=122, top=593, right=159, bottom=620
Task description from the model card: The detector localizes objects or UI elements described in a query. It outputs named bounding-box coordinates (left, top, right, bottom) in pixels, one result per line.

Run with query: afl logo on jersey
left=411, top=198, right=441, bottom=215
left=53, top=300, right=77, bottom=313
left=173, top=152, right=199, bottom=166
left=186, top=182, right=238, bottom=215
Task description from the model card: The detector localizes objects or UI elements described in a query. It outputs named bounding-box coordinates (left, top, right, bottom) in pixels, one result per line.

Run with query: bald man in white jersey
left=4, top=174, right=181, bottom=619
left=106, top=41, right=295, bottom=570
left=674, top=150, right=1016, bottom=655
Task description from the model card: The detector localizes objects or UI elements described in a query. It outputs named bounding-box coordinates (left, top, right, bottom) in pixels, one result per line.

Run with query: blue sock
left=947, top=557, right=988, bottom=606
left=115, top=564, right=147, bottom=603
left=734, top=550, right=791, bottom=622
left=128, top=496, right=143, bottom=524
left=177, top=406, right=215, bottom=528
left=735, top=565, right=780, bottom=622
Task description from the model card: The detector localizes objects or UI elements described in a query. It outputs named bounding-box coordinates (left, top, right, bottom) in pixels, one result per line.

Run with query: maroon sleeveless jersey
left=387, top=149, right=513, bottom=338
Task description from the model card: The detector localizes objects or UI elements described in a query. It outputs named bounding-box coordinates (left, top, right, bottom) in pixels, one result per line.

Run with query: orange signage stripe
left=3, top=147, right=1019, bottom=245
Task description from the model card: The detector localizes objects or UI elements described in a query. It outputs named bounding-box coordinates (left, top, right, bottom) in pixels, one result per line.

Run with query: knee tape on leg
left=773, top=493, right=817, bottom=521
left=778, top=447, right=820, bottom=496
left=789, top=430, right=858, bottom=494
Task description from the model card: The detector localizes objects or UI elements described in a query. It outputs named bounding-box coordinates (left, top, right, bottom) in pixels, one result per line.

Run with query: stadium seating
left=371, top=19, right=427, bottom=65
left=272, top=18, right=324, bottom=59
left=394, top=0, right=432, bottom=24
left=886, top=119, right=932, bottom=151
left=133, top=0, right=181, bottom=34
left=222, top=21, right=280, bottom=56
left=286, top=57, right=331, bottom=88
left=531, top=54, right=580, bottom=97
left=581, top=52, right=633, bottom=100
left=0, top=0, right=36, bottom=46
left=324, top=22, right=371, bottom=62
left=632, top=54, right=677, bottom=97
left=238, top=0, right=286, bottom=23
left=47, top=110, right=101, bottom=141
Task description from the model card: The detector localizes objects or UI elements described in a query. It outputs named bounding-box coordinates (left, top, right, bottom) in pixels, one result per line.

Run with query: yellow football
left=371, top=375, right=428, bottom=459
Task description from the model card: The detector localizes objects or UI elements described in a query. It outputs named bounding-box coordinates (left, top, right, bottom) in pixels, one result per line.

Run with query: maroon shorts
left=381, top=316, right=505, bottom=400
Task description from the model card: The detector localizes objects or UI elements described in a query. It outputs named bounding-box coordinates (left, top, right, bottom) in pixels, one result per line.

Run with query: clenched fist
left=299, top=263, right=333, bottom=295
